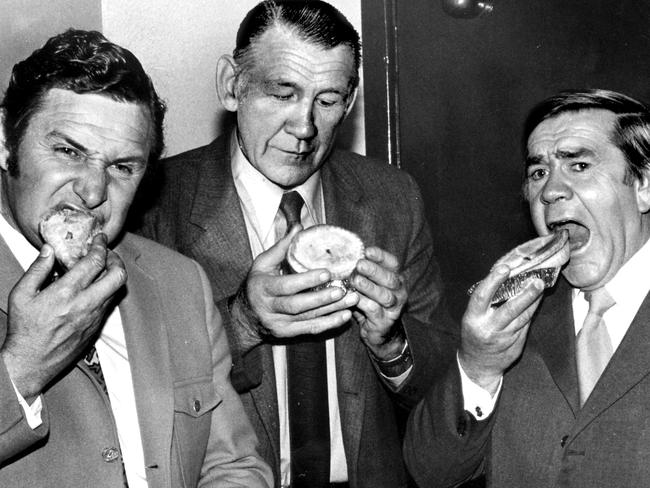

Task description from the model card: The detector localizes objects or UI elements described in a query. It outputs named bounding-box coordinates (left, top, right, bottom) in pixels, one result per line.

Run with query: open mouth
left=548, top=220, right=589, bottom=252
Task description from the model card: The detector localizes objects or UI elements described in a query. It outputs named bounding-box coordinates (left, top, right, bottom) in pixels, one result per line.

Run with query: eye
left=571, top=162, right=590, bottom=172
left=316, top=95, right=344, bottom=108
left=54, top=146, right=81, bottom=160
left=527, top=167, right=547, bottom=181
left=109, top=162, right=142, bottom=176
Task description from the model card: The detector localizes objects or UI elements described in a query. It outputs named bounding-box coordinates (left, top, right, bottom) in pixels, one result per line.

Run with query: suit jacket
left=0, top=231, right=272, bottom=487
left=404, top=277, right=650, bottom=487
left=134, top=135, right=458, bottom=488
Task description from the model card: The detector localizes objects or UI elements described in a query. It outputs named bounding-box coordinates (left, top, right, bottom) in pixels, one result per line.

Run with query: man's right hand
left=1, top=234, right=126, bottom=401
left=244, top=225, right=359, bottom=339
left=458, top=264, right=545, bottom=396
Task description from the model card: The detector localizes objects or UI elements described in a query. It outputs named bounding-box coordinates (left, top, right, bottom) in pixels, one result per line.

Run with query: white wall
left=102, top=0, right=365, bottom=158
left=0, top=0, right=102, bottom=91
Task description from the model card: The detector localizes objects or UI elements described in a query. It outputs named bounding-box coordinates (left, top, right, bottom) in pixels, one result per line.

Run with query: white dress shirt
left=0, top=213, right=147, bottom=487
left=230, top=132, right=349, bottom=487
left=460, top=237, right=650, bottom=420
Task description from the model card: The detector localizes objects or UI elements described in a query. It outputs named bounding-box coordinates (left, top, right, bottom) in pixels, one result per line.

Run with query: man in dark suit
left=0, top=29, right=272, bottom=487
left=404, top=89, right=650, bottom=487
left=134, top=1, right=457, bottom=487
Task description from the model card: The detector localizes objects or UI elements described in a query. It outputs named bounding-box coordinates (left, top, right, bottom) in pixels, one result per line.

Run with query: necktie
left=576, top=288, right=615, bottom=406
left=279, top=192, right=331, bottom=487
left=84, top=344, right=130, bottom=487
left=84, top=344, right=108, bottom=394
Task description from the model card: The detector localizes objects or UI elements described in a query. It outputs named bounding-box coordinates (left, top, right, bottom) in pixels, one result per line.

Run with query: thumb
left=255, top=224, right=303, bottom=272
left=15, top=244, right=56, bottom=295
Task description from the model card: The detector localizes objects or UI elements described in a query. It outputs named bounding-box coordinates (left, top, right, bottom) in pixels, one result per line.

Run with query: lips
left=548, top=220, right=590, bottom=252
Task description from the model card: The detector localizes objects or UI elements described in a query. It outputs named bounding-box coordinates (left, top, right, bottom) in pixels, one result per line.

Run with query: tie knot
left=279, top=191, right=304, bottom=230
left=585, top=288, right=615, bottom=317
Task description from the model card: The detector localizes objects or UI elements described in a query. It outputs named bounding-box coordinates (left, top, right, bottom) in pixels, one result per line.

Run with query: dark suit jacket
left=404, top=277, right=650, bottom=487
left=134, top=135, right=458, bottom=488
left=0, top=232, right=272, bottom=487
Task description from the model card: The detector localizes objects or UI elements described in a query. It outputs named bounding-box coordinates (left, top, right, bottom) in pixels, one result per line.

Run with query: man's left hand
left=352, top=246, right=407, bottom=360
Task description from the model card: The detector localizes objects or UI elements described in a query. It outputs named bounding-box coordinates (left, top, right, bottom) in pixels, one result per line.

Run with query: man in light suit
left=134, top=1, right=457, bottom=487
left=0, top=29, right=272, bottom=487
left=405, top=89, right=650, bottom=487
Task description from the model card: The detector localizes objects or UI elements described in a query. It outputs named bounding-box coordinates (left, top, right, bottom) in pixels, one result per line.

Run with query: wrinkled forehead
left=526, top=109, right=618, bottom=160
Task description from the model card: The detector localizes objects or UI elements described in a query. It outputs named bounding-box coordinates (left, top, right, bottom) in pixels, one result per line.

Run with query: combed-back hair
left=523, top=89, right=650, bottom=183
left=1, top=29, right=166, bottom=175
left=233, top=0, right=361, bottom=89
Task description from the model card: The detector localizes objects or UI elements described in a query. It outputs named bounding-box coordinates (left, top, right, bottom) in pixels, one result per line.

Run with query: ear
left=344, top=85, right=359, bottom=118
left=0, top=109, right=9, bottom=172
left=635, top=168, right=650, bottom=213
left=216, top=55, right=240, bottom=113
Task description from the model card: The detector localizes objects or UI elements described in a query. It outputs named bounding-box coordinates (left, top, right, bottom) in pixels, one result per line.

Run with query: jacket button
left=560, top=435, right=569, bottom=447
left=101, top=447, right=120, bottom=463
left=193, top=399, right=201, bottom=412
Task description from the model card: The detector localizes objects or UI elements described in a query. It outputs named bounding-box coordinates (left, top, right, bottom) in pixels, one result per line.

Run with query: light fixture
left=442, top=0, right=494, bottom=19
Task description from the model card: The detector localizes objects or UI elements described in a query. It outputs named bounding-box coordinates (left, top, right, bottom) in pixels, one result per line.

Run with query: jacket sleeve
left=403, top=359, right=493, bottom=487
left=387, top=173, right=459, bottom=408
left=195, top=264, right=273, bottom=487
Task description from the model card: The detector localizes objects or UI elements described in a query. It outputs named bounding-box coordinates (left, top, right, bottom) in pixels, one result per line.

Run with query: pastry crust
left=39, top=208, right=102, bottom=269
left=287, top=224, right=365, bottom=280
left=468, top=230, right=570, bottom=305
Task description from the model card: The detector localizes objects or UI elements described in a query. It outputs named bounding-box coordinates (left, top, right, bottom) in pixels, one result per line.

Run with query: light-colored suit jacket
left=134, top=135, right=458, bottom=488
left=0, top=232, right=272, bottom=487
left=405, top=277, right=650, bottom=487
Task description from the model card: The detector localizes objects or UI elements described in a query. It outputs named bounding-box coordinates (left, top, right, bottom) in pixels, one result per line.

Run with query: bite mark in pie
left=286, top=224, right=365, bottom=292
left=39, top=208, right=102, bottom=269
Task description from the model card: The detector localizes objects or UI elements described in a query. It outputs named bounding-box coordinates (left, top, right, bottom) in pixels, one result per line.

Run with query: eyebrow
left=46, top=130, right=89, bottom=154
left=262, top=78, right=350, bottom=96
left=46, top=130, right=148, bottom=166
left=525, top=147, right=596, bottom=167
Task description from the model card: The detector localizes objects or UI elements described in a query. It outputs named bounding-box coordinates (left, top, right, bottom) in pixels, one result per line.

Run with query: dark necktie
left=279, top=192, right=331, bottom=487
left=576, top=288, right=615, bottom=406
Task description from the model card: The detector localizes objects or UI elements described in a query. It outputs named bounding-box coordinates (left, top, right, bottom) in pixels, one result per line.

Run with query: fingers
left=58, top=234, right=110, bottom=289
left=272, top=309, right=353, bottom=338
left=83, top=250, right=127, bottom=303
left=253, top=224, right=303, bottom=272
left=13, top=244, right=56, bottom=297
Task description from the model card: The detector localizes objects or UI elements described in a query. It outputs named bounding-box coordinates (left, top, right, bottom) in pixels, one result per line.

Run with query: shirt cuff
left=457, top=353, right=502, bottom=421
left=11, top=379, right=43, bottom=429
left=380, top=365, right=412, bottom=388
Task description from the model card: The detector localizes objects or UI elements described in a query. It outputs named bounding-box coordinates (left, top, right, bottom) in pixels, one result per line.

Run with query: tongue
left=557, top=222, right=589, bottom=251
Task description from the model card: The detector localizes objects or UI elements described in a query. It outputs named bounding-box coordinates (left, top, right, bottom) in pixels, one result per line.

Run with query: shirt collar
left=230, top=130, right=322, bottom=242
left=0, top=212, right=38, bottom=271
left=573, top=237, right=650, bottom=310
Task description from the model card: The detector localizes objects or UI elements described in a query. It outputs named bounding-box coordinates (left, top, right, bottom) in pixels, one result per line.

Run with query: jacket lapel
left=322, top=156, right=369, bottom=474
left=188, top=137, right=253, bottom=298
left=115, top=237, right=174, bottom=486
left=530, top=278, right=581, bottom=415
left=0, top=236, right=24, bottom=338
left=573, top=291, right=650, bottom=434
left=190, top=136, right=280, bottom=461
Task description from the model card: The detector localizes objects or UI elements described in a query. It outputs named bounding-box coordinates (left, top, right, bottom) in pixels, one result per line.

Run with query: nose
left=285, top=100, right=316, bottom=140
left=540, top=168, right=572, bottom=205
left=73, top=165, right=108, bottom=209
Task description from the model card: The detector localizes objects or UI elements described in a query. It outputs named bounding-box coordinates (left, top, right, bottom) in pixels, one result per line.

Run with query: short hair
left=233, top=0, right=361, bottom=90
left=523, top=89, right=650, bottom=183
left=1, top=29, right=166, bottom=175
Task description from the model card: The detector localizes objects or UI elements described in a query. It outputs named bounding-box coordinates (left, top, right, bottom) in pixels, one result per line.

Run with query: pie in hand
left=468, top=229, right=570, bottom=305
left=39, top=208, right=102, bottom=269
left=286, top=224, right=365, bottom=293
